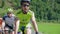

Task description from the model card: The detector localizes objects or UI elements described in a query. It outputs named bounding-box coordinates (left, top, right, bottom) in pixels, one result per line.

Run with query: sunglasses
left=22, top=4, right=29, bottom=7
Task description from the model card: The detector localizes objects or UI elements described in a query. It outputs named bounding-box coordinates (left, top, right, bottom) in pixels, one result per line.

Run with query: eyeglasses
left=22, top=4, right=29, bottom=7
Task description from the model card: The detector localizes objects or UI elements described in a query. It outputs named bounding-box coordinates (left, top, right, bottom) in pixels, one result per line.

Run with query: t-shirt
left=3, top=15, right=17, bottom=27
left=16, top=10, right=33, bottom=32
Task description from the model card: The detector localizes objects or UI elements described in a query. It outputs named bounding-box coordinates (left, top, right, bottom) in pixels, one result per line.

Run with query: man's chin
left=23, top=11, right=27, bottom=14
left=23, top=10, right=28, bottom=14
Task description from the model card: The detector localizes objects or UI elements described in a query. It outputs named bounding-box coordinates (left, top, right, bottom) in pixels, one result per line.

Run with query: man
left=16, top=0, right=38, bottom=34
left=3, top=11, right=18, bottom=34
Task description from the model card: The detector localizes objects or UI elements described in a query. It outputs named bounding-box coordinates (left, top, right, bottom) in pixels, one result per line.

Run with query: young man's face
left=21, top=2, right=30, bottom=13
left=7, top=13, right=12, bottom=17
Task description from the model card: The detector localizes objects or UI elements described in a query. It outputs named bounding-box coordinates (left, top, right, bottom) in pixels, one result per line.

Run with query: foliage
left=0, top=0, right=60, bottom=22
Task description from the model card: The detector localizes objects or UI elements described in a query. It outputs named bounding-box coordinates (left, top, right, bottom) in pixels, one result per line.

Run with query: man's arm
left=31, top=12, right=38, bottom=33
left=15, top=17, right=20, bottom=34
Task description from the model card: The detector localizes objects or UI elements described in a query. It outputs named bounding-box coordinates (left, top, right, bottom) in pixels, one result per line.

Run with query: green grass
left=38, top=22, right=60, bottom=34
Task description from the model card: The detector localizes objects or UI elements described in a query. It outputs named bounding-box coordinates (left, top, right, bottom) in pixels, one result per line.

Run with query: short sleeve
left=3, top=16, right=7, bottom=20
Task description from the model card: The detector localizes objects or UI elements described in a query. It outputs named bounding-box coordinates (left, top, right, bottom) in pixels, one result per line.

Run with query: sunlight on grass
left=38, top=22, right=60, bottom=34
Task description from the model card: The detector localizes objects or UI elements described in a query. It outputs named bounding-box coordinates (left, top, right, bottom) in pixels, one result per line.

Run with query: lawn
left=38, top=22, right=60, bottom=34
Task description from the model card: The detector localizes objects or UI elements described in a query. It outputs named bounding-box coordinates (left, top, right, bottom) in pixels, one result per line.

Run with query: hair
left=7, top=11, right=12, bottom=14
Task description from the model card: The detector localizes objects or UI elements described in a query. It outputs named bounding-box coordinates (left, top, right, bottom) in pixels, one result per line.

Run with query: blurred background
left=0, top=0, right=60, bottom=34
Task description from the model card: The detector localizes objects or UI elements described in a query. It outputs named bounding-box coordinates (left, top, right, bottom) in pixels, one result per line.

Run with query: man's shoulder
left=16, top=9, right=22, bottom=14
left=3, top=16, right=8, bottom=20
left=29, top=10, right=34, bottom=15
left=3, top=16, right=8, bottom=18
